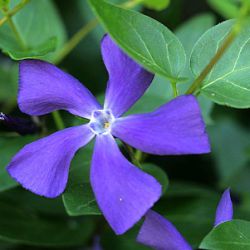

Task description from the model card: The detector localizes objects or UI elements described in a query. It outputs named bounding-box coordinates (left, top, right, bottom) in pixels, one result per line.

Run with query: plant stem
left=0, top=0, right=30, bottom=27
left=185, top=30, right=237, bottom=95
left=52, top=111, right=65, bottom=130
left=170, top=80, right=178, bottom=97
left=121, top=0, right=144, bottom=8
left=53, top=18, right=98, bottom=65
left=53, top=0, right=143, bottom=65
left=122, top=142, right=142, bottom=167
left=1, top=6, right=27, bottom=49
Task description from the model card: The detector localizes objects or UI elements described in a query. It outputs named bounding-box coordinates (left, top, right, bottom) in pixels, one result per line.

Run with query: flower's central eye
left=89, top=109, right=114, bottom=135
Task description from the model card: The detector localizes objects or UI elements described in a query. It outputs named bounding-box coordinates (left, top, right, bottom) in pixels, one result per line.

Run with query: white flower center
left=89, top=109, right=115, bottom=135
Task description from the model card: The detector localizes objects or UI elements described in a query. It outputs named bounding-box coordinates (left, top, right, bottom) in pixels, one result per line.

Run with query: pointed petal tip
left=137, top=210, right=192, bottom=250
left=214, top=188, right=233, bottom=227
left=6, top=125, right=94, bottom=199
left=91, top=134, right=161, bottom=235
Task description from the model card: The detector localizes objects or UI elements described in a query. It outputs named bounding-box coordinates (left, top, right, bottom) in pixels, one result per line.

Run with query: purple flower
left=137, top=189, right=233, bottom=250
left=7, top=35, right=210, bottom=235
left=214, top=188, right=233, bottom=226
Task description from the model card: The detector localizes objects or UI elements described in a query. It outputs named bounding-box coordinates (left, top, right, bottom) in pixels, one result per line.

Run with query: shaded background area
left=0, top=0, right=250, bottom=249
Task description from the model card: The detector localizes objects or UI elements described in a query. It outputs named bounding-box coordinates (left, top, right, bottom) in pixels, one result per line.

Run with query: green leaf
left=142, top=163, right=169, bottom=194
left=62, top=142, right=101, bottom=216
left=156, top=182, right=220, bottom=247
left=141, top=0, right=170, bottom=11
left=0, top=0, right=66, bottom=60
left=191, top=19, right=250, bottom=108
left=0, top=63, right=17, bottom=111
left=63, top=182, right=101, bottom=216
left=200, top=220, right=250, bottom=250
left=0, top=0, right=9, bottom=8
left=208, top=118, right=250, bottom=181
left=3, top=37, right=57, bottom=60
left=88, top=0, right=186, bottom=80
left=0, top=200, right=95, bottom=246
left=175, top=13, right=216, bottom=79
left=207, top=0, right=240, bottom=19
left=0, top=135, right=37, bottom=192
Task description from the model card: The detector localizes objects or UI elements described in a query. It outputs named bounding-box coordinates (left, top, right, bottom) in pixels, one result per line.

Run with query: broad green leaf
left=0, top=0, right=66, bottom=60
left=208, top=118, right=250, bottom=181
left=141, top=0, right=170, bottom=11
left=191, top=19, right=250, bottom=108
left=200, top=220, right=250, bottom=250
left=175, top=13, right=216, bottom=79
left=88, top=0, right=186, bottom=80
left=0, top=200, right=95, bottom=246
left=142, top=163, right=169, bottom=194
left=0, top=135, right=37, bottom=192
left=207, top=0, right=240, bottom=19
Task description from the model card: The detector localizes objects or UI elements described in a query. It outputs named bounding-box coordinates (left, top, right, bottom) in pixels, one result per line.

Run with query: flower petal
left=7, top=125, right=94, bottom=198
left=214, top=188, right=233, bottom=226
left=137, top=210, right=192, bottom=250
left=19, top=60, right=101, bottom=119
left=90, top=134, right=161, bottom=235
left=112, top=95, right=210, bottom=155
left=102, top=35, right=154, bottom=117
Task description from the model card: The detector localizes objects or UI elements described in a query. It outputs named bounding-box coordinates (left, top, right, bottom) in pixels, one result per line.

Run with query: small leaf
left=62, top=143, right=101, bottom=216
left=191, top=19, right=250, bottom=108
left=63, top=182, right=101, bottom=216
left=4, top=37, right=57, bottom=60
left=88, top=0, right=186, bottom=81
left=142, top=163, right=169, bottom=194
left=0, top=135, right=37, bottom=192
left=200, top=220, right=250, bottom=250
left=141, top=0, right=170, bottom=11
left=0, top=0, right=66, bottom=60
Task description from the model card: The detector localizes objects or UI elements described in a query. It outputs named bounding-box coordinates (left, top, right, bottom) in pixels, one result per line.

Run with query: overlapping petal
left=90, top=134, right=161, bottom=235
left=112, top=95, right=210, bottom=155
left=102, top=35, right=154, bottom=117
left=214, top=188, right=233, bottom=226
left=19, top=60, right=101, bottom=119
left=7, top=125, right=94, bottom=198
left=137, top=210, right=192, bottom=250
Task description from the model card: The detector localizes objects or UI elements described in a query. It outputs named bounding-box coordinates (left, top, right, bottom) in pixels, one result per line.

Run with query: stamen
left=89, top=109, right=114, bottom=135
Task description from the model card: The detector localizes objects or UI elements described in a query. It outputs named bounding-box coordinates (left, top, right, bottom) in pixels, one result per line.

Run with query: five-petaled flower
left=7, top=35, right=210, bottom=235
left=137, top=189, right=233, bottom=250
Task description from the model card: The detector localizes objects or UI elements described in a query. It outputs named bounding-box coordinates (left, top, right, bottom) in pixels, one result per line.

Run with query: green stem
left=52, top=111, right=65, bottom=130
left=53, top=18, right=98, bottom=65
left=170, top=80, right=178, bottom=97
left=0, top=0, right=30, bottom=27
left=186, top=1, right=249, bottom=95
left=1, top=7, right=27, bottom=49
left=122, top=142, right=142, bottom=167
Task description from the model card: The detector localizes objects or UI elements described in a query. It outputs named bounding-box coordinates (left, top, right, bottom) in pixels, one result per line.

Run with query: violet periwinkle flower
left=137, top=189, right=233, bottom=250
left=7, top=35, right=210, bottom=235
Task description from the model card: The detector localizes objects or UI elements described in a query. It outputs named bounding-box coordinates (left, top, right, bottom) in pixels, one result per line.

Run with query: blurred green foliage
left=0, top=0, right=250, bottom=249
